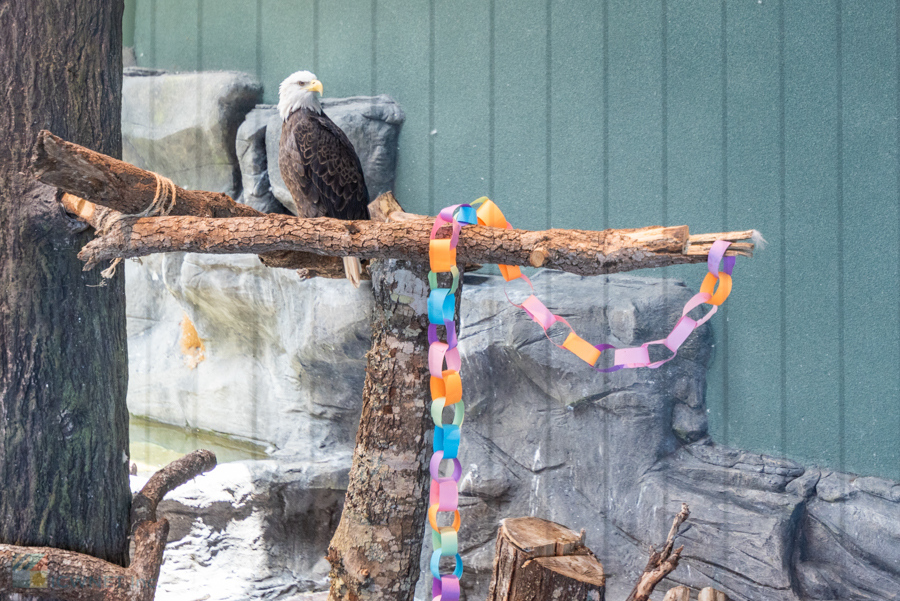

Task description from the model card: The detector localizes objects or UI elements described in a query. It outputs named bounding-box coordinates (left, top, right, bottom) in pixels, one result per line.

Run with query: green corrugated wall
left=128, top=0, right=900, bottom=480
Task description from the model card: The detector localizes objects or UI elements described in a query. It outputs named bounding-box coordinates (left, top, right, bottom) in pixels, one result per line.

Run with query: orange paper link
left=475, top=200, right=508, bottom=229
left=562, top=332, right=602, bottom=366
left=430, top=371, right=462, bottom=405
left=428, top=504, right=462, bottom=532
left=499, top=264, right=523, bottom=282
left=430, top=239, right=457, bottom=273
left=699, top=271, right=733, bottom=306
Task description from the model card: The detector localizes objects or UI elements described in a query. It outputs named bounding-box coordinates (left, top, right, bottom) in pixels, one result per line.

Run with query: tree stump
left=486, top=517, right=605, bottom=601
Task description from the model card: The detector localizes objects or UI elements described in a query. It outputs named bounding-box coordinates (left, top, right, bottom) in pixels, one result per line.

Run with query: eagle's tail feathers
left=343, top=256, right=362, bottom=288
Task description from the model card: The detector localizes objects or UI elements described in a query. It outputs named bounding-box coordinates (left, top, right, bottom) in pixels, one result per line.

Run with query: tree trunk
left=326, top=258, right=445, bottom=601
left=486, top=517, right=605, bottom=601
left=0, top=0, right=130, bottom=574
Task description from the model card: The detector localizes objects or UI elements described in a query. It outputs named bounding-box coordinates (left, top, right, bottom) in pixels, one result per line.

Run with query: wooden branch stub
left=0, top=450, right=216, bottom=601
left=487, top=517, right=605, bottom=601
left=529, top=247, right=547, bottom=268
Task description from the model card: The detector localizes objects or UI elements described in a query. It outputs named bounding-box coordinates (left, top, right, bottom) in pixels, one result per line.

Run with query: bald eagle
left=277, top=70, right=369, bottom=287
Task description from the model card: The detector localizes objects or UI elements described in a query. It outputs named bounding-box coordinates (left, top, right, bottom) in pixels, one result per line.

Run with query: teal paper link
left=430, top=550, right=464, bottom=579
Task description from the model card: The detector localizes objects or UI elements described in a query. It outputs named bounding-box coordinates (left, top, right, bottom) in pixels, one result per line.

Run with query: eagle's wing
left=280, top=110, right=369, bottom=220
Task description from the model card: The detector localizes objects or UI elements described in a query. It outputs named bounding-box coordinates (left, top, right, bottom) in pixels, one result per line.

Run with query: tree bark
left=486, top=517, right=605, bottom=601
left=325, top=259, right=439, bottom=601
left=0, top=0, right=130, bottom=574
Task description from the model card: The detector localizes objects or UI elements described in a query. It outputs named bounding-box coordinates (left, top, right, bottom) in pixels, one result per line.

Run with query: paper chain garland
left=426, top=197, right=735, bottom=599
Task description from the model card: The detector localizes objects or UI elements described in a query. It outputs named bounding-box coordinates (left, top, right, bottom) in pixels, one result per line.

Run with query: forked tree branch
left=626, top=503, right=691, bottom=601
left=0, top=450, right=216, bottom=601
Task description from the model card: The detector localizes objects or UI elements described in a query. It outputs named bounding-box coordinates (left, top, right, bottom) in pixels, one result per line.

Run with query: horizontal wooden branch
left=77, top=214, right=754, bottom=276
left=0, top=450, right=216, bottom=601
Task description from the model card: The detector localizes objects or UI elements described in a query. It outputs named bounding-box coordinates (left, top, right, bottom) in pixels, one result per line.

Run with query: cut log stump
left=486, top=517, right=605, bottom=601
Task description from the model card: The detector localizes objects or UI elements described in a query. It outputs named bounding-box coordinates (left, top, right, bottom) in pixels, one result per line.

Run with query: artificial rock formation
left=122, top=68, right=262, bottom=198
left=126, top=264, right=900, bottom=601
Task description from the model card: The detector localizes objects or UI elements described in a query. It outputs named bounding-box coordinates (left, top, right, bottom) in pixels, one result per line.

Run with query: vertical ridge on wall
left=842, top=0, right=900, bottom=478
left=784, top=0, right=841, bottom=469
left=778, top=0, right=788, bottom=462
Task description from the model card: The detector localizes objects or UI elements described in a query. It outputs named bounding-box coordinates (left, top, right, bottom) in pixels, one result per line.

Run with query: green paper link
left=431, top=399, right=465, bottom=428
left=428, top=267, right=460, bottom=293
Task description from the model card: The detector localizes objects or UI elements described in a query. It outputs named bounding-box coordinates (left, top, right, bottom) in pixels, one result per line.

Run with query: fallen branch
left=0, top=450, right=216, bottom=601
left=36, top=130, right=349, bottom=278
left=626, top=503, right=691, bottom=601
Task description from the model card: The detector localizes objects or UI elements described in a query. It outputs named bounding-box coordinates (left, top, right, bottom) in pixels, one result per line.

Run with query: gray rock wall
left=122, top=69, right=262, bottom=198
left=126, top=261, right=900, bottom=601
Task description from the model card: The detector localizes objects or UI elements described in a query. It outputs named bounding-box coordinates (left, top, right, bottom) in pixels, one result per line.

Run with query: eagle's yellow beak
left=307, top=80, right=323, bottom=95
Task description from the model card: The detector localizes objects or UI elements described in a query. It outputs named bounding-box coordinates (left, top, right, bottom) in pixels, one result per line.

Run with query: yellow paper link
left=699, top=271, right=733, bottom=306
left=430, top=239, right=457, bottom=273
left=562, top=332, right=602, bottom=366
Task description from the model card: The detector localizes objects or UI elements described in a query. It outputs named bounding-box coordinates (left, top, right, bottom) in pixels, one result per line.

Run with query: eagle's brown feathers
left=279, top=109, right=369, bottom=221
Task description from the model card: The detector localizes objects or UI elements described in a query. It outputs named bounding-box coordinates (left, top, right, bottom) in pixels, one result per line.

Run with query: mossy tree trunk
left=0, top=0, right=131, bottom=572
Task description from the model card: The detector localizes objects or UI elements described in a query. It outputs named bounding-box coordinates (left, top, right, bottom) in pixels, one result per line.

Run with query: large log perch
left=33, top=130, right=758, bottom=278
left=75, top=214, right=756, bottom=276
left=0, top=450, right=216, bottom=601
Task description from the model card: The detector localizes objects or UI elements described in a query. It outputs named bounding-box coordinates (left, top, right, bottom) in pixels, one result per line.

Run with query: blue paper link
left=428, top=289, right=453, bottom=325
left=430, top=550, right=464, bottom=579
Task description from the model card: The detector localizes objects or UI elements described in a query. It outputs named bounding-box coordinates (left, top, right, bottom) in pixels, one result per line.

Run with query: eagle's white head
left=278, top=70, right=323, bottom=120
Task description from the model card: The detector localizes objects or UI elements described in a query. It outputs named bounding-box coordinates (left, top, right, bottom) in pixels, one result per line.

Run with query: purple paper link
left=450, top=220, right=462, bottom=247
left=433, top=577, right=442, bottom=599
left=429, top=324, right=440, bottom=345
left=430, top=451, right=464, bottom=482
left=724, top=255, right=736, bottom=275
left=707, top=240, right=731, bottom=276
left=445, top=320, right=458, bottom=349
left=430, top=450, right=444, bottom=479
left=439, top=205, right=460, bottom=221
left=591, top=344, right=623, bottom=372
